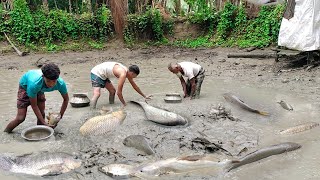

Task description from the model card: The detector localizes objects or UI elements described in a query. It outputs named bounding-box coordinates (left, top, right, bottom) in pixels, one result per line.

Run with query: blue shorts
left=90, top=73, right=111, bottom=88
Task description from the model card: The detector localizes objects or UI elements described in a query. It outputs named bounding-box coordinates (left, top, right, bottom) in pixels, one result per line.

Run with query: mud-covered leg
left=194, top=72, right=205, bottom=99
left=91, top=87, right=101, bottom=109
left=186, top=80, right=191, bottom=96
left=105, top=82, right=116, bottom=104
left=4, top=108, right=27, bottom=133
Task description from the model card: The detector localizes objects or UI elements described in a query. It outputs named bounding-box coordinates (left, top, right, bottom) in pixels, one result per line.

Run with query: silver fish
left=277, top=100, right=293, bottom=111
left=130, top=101, right=188, bottom=126
left=123, top=135, right=155, bottom=155
left=227, top=142, right=301, bottom=171
left=80, top=110, right=126, bottom=136
left=245, top=0, right=285, bottom=5
left=1, top=152, right=81, bottom=176
left=134, top=155, right=235, bottom=176
left=280, top=122, right=319, bottom=135
left=223, top=93, right=269, bottom=116
left=99, top=164, right=135, bottom=179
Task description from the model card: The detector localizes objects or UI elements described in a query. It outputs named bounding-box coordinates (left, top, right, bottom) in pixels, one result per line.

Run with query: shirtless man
left=90, top=62, right=150, bottom=108
left=168, top=62, right=205, bottom=99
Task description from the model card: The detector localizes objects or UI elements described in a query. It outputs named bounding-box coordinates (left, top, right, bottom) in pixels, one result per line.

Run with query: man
left=90, top=62, right=150, bottom=108
left=4, top=63, right=69, bottom=133
left=168, top=62, right=205, bottom=99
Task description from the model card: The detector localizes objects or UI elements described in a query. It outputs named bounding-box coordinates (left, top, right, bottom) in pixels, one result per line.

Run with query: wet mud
left=0, top=46, right=319, bottom=179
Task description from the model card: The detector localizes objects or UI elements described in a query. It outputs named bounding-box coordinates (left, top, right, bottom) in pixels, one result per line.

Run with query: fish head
left=112, top=110, right=127, bottom=122
left=283, top=142, right=301, bottom=151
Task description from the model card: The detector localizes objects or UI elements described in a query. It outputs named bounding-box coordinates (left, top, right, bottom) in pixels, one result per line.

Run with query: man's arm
left=189, top=78, right=196, bottom=99
left=178, top=76, right=188, bottom=97
left=128, top=78, right=147, bottom=98
left=30, top=97, right=49, bottom=126
left=59, top=93, right=69, bottom=118
left=117, top=74, right=127, bottom=106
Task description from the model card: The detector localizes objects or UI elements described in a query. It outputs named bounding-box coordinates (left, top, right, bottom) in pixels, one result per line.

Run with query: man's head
left=41, top=63, right=60, bottom=88
left=127, top=65, right=140, bottom=78
left=168, top=63, right=180, bottom=74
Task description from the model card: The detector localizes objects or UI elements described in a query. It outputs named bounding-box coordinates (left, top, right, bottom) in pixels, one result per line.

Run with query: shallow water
left=0, top=48, right=319, bottom=179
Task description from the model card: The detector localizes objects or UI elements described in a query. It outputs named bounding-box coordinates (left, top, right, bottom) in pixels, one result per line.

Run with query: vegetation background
left=0, top=0, right=285, bottom=52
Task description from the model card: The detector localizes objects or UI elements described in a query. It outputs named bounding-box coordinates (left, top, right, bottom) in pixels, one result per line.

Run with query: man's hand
left=144, top=95, right=152, bottom=101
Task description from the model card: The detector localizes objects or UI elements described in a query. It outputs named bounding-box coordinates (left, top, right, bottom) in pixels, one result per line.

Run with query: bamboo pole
left=4, top=32, right=27, bottom=56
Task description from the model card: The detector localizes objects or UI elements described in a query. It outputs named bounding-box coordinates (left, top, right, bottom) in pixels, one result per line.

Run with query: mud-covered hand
left=144, top=95, right=152, bottom=101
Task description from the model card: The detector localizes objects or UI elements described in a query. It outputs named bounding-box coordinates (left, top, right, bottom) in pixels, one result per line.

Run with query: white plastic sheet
left=278, top=0, right=320, bottom=51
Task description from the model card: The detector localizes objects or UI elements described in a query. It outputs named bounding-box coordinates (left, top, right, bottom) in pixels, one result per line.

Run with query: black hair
left=128, top=65, right=140, bottom=75
left=41, top=63, right=60, bottom=80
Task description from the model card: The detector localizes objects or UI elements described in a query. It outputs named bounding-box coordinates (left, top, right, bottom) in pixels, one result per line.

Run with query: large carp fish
left=130, top=101, right=188, bottom=126
left=80, top=109, right=126, bottom=136
left=227, top=142, right=301, bottom=171
left=223, top=93, right=269, bottom=116
left=0, top=152, right=81, bottom=176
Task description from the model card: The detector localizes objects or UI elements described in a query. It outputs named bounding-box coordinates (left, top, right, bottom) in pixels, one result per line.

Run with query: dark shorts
left=17, top=85, right=46, bottom=109
left=91, top=73, right=111, bottom=88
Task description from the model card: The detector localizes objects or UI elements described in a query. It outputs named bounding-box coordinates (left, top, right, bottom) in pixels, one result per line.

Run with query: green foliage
left=124, top=8, right=173, bottom=44
left=230, top=4, right=285, bottom=48
left=3, top=0, right=112, bottom=47
left=216, top=2, right=237, bottom=43
left=9, top=0, right=35, bottom=43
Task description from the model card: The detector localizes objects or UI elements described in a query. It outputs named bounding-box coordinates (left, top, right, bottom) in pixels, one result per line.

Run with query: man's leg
left=186, top=80, right=191, bottom=96
left=4, top=108, right=27, bottom=133
left=194, top=72, right=205, bottom=99
left=91, top=87, right=101, bottom=109
left=105, top=82, right=116, bottom=104
left=37, top=97, right=46, bottom=125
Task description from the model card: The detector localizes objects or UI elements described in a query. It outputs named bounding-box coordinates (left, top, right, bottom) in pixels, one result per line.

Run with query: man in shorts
left=90, top=62, right=150, bottom=108
left=168, top=62, right=205, bottom=99
left=4, top=63, right=69, bottom=133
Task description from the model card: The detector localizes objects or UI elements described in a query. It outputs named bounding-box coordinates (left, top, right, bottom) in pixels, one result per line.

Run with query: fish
left=134, top=155, right=236, bottom=176
left=99, top=164, right=135, bottom=179
left=277, top=100, right=293, bottom=111
left=130, top=101, right=188, bottom=126
left=280, top=122, right=319, bottom=135
left=222, top=93, right=269, bottom=116
left=227, top=142, right=301, bottom=171
left=0, top=152, right=81, bottom=176
left=47, top=112, right=60, bottom=126
left=79, top=110, right=126, bottom=136
left=123, top=135, right=155, bottom=155
left=245, top=0, right=285, bottom=5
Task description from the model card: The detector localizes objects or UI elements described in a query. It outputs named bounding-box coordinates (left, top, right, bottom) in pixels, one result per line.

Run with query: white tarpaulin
left=278, top=0, right=320, bottom=51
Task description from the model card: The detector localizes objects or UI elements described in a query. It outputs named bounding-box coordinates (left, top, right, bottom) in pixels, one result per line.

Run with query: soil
left=0, top=44, right=319, bottom=180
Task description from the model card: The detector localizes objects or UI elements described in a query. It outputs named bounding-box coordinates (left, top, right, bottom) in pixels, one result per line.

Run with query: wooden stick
left=3, top=32, right=27, bottom=56
left=227, top=53, right=277, bottom=59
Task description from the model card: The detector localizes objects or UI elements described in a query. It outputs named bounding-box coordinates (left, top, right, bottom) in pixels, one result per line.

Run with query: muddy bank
left=0, top=47, right=319, bottom=179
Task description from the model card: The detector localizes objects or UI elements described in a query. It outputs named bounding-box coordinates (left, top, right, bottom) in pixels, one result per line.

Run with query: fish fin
left=40, top=164, right=64, bottom=177
left=258, top=111, right=269, bottom=116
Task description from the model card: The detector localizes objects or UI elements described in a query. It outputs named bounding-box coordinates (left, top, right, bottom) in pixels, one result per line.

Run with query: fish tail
left=257, top=111, right=269, bottom=116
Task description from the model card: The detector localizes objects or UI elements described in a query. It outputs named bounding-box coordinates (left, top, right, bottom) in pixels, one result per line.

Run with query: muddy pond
left=0, top=47, right=319, bottom=180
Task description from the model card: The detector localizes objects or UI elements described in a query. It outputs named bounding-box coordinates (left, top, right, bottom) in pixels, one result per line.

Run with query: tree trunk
left=86, top=0, right=92, bottom=13
left=110, top=0, right=127, bottom=38
left=54, top=0, right=58, bottom=9
left=69, top=0, right=72, bottom=13
left=42, top=0, right=49, bottom=12
left=175, top=0, right=180, bottom=16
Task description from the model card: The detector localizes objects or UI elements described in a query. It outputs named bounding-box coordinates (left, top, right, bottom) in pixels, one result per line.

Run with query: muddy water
left=0, top=48, right=319, bottom=180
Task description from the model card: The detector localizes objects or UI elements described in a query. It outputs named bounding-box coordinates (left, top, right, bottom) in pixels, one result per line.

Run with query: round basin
left=21, top=125, right=54, bottom=141
left=164, top=93, right=182, bottom=103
